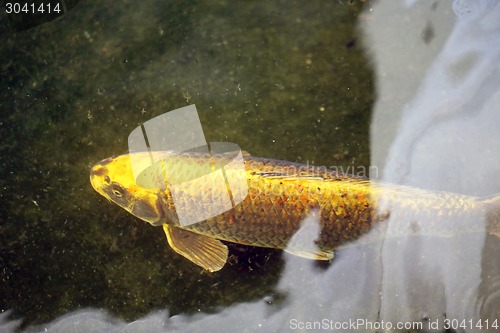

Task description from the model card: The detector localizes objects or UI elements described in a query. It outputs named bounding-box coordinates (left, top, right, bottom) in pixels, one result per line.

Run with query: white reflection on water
left=1, top=237, right=384, bottom=333
left=369, top=0, right=500, bottom=331
left=3, top=0, right=500, bottom=332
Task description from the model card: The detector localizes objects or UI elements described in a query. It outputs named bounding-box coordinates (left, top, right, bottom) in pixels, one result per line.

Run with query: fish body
left=90, top=151, right=500, bottom=271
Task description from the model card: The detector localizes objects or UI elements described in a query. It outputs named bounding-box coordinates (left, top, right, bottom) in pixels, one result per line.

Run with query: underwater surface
left=1, top=0, right=499, bottom=332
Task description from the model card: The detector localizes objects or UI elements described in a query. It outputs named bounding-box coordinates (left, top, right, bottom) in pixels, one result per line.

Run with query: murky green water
left=4, top=1, right=500, bottom=331
left=0, top=0, right=373, bottom=327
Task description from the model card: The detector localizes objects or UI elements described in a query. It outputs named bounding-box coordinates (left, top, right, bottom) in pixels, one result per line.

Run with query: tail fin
left=482, top=195, right=500, bottom=238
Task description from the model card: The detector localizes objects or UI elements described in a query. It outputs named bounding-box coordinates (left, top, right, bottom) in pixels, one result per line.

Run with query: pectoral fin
left=284, top=248, right=334, bottom=260
left=163, top=224, right=228, bottom=272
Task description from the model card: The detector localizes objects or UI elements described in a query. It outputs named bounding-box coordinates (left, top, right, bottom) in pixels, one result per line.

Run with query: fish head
left=91, top=150, right=248, bottom=228
left=90, top=153, right=170, bottom=226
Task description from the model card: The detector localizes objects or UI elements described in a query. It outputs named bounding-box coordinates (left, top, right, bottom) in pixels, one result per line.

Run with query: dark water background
left=3, top=1, right=500, bottom=332
left=0, top=0, right=373, bottom=328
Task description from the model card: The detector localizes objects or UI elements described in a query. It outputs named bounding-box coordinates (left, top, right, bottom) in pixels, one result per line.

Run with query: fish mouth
left=89, top=164, right=109, bottom=194
left=90, top=159, right=111, bottom=177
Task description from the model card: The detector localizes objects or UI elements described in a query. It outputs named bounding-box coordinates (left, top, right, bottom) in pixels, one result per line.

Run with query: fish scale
left=90, top=151, right=500, bottom=271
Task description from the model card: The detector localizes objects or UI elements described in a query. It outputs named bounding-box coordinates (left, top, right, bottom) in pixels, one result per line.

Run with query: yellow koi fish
left=90, top=151, right=500, bottom=272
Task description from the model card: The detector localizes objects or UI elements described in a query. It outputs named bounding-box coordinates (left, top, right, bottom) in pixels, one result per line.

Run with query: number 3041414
left=5, top=3, right=61, bottom=14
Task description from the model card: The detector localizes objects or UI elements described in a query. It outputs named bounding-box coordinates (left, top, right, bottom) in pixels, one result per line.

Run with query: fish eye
left=111, top=184, right=125, bottom=198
